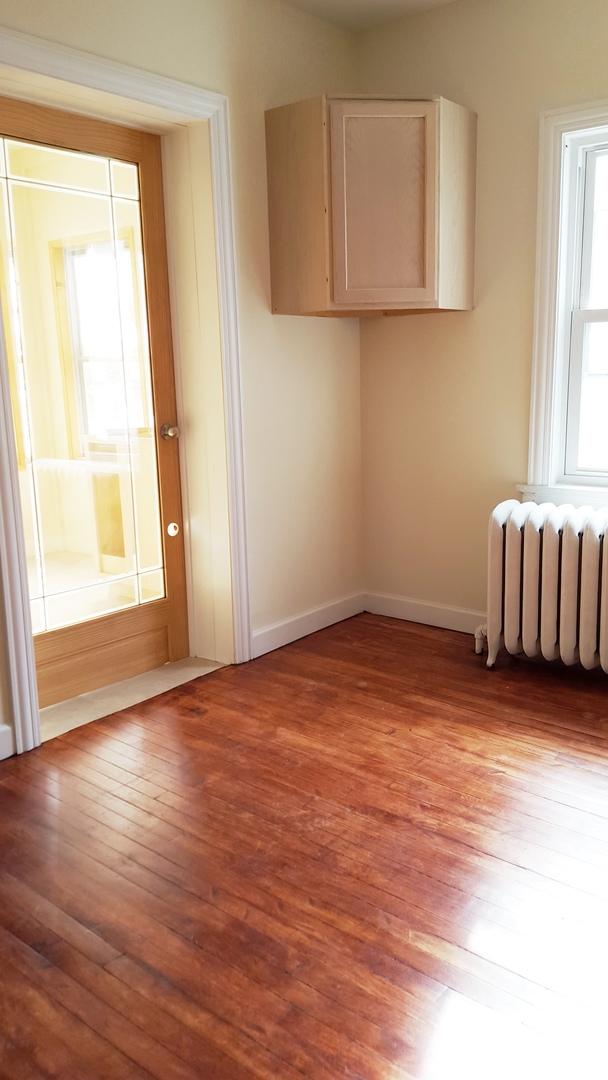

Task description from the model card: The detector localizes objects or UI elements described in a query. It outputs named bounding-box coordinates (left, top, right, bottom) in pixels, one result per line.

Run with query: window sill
left=518, top=483, right=608, bottom=509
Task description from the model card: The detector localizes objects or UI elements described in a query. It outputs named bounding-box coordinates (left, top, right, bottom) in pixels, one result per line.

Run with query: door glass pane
left=577, top=321, right=608, bottom=471
left=0, top=137, right=165, bottom=634
left=139, top=568, right=165, bottom=605
left=110, top=160, right=139, bottom=200
left=45, top=576, right=138, bottom=630
left=29, top=598, right=45, bottom=635
left=5, top=139, right=110, bottom=194
left=586, top=151, right=608, bottom=309
left=113, top=197, right=163, bottom=574
left=0, top=177, right=43, bottom=612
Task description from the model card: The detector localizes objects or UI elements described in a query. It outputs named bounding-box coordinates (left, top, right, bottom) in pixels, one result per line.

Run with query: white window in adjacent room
left=528, top=106, right=608, bottom=503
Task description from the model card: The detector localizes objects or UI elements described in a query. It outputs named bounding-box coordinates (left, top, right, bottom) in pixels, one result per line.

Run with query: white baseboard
left=363, top=591, right=484, bottom=635
left=251, top=589, right=484, bottom=659
left=252, top=593, right=365, bottom=658
left=0, top=722, right=16, bottom=761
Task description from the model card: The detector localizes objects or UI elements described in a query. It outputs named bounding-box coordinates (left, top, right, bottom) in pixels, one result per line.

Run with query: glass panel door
left=0, top=137, right=165, bottom=633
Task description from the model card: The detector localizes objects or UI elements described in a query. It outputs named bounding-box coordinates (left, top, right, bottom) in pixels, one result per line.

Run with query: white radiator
left=477, top=500, right=608, bottom=671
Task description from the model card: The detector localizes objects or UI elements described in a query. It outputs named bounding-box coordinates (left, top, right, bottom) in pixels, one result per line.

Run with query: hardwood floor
left=1, top=613, right=608, bottom=1079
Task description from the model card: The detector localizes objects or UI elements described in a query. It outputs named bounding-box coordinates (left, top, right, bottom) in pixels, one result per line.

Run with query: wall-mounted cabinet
left=265, top=96, right=476, bottom=316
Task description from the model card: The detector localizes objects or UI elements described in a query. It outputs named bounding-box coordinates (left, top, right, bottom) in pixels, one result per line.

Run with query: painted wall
left=0, top=0, right=362, bottom=638
left=358, top=0, right=608, bottom=616
left=4, top=0, right=605, bottom=702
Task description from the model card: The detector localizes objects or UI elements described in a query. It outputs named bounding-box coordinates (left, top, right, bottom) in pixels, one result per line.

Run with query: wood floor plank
left=2, top=614, right=608, bottom=1078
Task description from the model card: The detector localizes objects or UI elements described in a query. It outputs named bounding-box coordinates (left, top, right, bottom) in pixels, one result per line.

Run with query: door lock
left=160, top=424, right=180, bottom=440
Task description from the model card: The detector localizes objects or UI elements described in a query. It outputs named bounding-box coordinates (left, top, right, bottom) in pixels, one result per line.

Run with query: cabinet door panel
left=330, top=100, right=437, bottom=305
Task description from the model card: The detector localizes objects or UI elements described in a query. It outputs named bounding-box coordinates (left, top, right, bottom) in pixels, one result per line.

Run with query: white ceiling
left=289, top=0, right=457, bottom=31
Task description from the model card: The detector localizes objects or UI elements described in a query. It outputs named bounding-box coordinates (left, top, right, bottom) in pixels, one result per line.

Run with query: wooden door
left=330, top=100, right=438, bottom=306
left=0, top=96, right=188, bottom=706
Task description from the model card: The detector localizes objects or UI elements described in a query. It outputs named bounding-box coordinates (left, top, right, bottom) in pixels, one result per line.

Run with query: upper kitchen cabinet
left=265, top=96, right=476, bottom=316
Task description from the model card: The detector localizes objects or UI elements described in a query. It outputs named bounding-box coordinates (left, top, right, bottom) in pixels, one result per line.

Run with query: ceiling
left=288, top=0, right=457, bottom=31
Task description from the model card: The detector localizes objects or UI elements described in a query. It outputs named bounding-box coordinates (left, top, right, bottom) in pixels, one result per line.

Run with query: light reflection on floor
left=413, top=798, right=608, bottom=1080
left=418, top=985, right=606, bottom=1080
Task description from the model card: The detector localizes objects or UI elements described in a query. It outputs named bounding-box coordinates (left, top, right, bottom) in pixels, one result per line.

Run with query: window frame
left=525, top=100, right=608, bottom=507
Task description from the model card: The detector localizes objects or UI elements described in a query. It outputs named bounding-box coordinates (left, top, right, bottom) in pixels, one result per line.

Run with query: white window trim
left=524, top=98, right=608, bottom=509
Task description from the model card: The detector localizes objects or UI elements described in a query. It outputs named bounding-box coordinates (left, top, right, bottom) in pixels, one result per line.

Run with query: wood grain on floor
left=1, top=613, right=607, bottom=1079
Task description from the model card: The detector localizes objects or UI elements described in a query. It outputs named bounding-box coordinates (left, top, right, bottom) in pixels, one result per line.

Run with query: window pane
left=577, top=322, right=608, bottom=471
left=584, top=320, right=608, bottom=374
left=587, top=152, right=608, bottom=309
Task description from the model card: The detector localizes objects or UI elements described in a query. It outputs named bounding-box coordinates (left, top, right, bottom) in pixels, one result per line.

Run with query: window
left=561, top=132, right=608, bottom=479
left=528, top=106, right=608, bottom=503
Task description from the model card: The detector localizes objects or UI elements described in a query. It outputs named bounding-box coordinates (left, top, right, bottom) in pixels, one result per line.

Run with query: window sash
left=558, top=135, right=608, bottom=485
left=564, top=308, right=608, bottom=478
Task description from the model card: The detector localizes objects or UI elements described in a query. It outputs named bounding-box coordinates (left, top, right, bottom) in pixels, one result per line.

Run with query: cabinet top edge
left=327, top=93, right=441, bottom=101
left=265, top=94, right=474, bottom=114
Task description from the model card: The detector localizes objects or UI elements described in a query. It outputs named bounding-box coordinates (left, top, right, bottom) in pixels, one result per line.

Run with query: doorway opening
left=0, top=31, right=250, bottom=757
left=1, top=98, right=189, bottom=711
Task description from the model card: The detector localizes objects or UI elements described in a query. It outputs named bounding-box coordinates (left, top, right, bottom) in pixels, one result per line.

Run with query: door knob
left=160, top=423, right=180, bottom=440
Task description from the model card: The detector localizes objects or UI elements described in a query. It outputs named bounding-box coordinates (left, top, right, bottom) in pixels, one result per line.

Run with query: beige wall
left=0, top=0, right=362, bottom=637
left=358, top=0, right=608, bottom=614
left=4, top=0, right=605, bottom=703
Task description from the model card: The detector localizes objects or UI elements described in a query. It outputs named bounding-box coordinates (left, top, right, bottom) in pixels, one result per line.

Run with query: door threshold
left=39, top=657, right=222, bottom=742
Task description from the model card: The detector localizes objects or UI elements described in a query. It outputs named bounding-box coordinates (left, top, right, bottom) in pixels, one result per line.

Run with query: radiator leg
left=474, top=623, right=487, bottom=656
left=482, top=626, right=501, bottom=668
left=486, top=642, right=500, bottom=668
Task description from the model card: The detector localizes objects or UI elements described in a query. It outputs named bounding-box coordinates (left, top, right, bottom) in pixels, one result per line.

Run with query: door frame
left=0, top=26, right=251, bottom=754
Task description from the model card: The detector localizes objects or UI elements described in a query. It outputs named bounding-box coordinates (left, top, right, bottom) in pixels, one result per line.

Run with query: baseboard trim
left=251, top=590, right=484, bottom=658
left=0, top=722, right=16, bottom=761
left=363, top=592, right=484, bottom=635
left=252, top=594, right=365, bottom=658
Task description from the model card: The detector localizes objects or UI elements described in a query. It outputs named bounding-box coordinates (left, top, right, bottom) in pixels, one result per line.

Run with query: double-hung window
left=528, top=108, right=608, bottom=502
left=561, top=132, right=608, bottom=479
